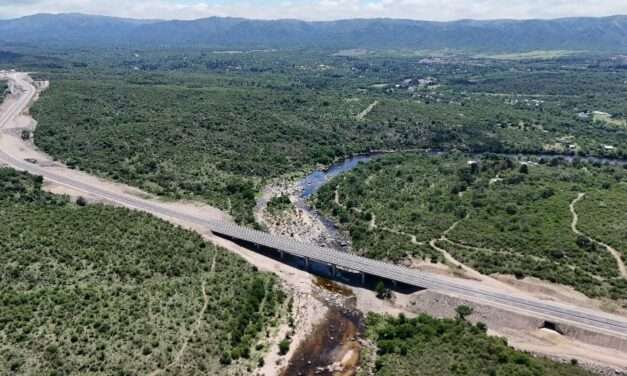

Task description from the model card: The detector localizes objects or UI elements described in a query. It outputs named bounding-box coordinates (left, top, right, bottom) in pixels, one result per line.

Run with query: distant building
left=577, top=112, right=590, bottom=119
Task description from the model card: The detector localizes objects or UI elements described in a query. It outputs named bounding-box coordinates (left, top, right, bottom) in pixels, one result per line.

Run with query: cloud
left=0, top=0, right=627, bottom=21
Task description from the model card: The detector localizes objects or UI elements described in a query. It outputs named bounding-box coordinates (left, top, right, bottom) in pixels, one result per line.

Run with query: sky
left=1, top=0, right=627, bottom=21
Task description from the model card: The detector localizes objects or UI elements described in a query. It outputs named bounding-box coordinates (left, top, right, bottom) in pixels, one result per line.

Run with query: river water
left=295, top=154, right=381, bottom=251
left=299, top=155, right=381, bottom=199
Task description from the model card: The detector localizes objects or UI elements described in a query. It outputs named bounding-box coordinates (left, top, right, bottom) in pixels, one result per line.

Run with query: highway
left=2, top=72, right=627, bottom=340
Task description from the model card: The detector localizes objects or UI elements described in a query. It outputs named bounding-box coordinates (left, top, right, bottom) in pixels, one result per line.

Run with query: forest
left=20, top=49, right=627, bottom=223
left=0, top=168, right=285, bottom=374
left=367, top=313, right=593, bottom=376
left=313, top=153, right=627, bottom=302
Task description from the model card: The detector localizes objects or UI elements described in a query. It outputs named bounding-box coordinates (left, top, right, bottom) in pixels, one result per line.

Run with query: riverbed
left=281, top=278, right=365, bottom=376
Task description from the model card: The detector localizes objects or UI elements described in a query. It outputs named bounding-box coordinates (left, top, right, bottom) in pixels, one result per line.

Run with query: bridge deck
left=207, top=220, right=627, bottom=336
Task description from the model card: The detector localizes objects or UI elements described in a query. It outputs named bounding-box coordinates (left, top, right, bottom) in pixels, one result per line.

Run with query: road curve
left=2, top=72, right=627, bottom=341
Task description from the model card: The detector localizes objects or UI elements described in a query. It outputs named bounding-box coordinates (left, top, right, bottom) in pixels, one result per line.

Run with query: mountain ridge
left=1, top=13, right=627, bottom=52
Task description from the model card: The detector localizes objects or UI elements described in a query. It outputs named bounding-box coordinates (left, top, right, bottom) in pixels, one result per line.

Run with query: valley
left=2, top=14, right=627, bottom=375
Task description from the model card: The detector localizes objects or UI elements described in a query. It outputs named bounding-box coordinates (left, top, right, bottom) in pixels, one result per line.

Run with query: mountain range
left=1, top=13, right=627, bottom=52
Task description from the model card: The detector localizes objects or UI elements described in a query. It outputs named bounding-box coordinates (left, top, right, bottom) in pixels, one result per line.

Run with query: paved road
left=2, top=73, right=627, bottom=340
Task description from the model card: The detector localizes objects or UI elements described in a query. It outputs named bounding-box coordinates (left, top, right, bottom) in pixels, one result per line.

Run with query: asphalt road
left=2, top=73, right=627, bottom=340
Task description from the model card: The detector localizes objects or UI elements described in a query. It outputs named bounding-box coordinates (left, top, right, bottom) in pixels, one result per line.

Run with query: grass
left=0, top=168, right=285, bottom=374
left=314, top=153, right=627, bottom=302
left=367, top=313, right=594, bottom=376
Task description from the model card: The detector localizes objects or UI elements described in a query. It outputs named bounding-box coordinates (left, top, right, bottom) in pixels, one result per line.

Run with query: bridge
left=2, top=72, right=627, bottom=343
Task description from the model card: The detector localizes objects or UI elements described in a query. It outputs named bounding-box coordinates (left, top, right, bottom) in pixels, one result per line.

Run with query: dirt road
left=570, top=193, right=627, bottom=280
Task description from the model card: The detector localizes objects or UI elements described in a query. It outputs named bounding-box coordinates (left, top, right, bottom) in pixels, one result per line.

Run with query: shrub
left=455, top=305, right=473, bottom=321
left=278, top=339, right=290, bottom=355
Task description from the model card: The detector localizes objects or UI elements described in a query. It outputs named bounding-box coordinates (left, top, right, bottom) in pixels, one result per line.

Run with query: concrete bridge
left=206, top=220, right=627, bottom=337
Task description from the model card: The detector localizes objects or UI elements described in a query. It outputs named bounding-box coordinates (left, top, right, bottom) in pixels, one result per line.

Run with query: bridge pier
left=330, top=264, right=337, bottom=278
left=360, top=272, right=365, bottom=286
left=304, top=257, right=309, bottom=270
left=279, top=250, right=284, bottom=260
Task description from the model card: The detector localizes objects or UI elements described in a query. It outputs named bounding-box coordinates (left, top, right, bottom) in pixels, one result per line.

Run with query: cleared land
left=0, top=168, right=284, bottom=374
left=313, top=153, right=627, bottom=302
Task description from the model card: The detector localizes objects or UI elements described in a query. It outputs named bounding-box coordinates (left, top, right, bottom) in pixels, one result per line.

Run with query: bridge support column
left=304, top=257, right=309, bottom=270
left=280, top=250, right=285, bottom=260
left=330, top=264, right=337, bottom=278
left=392, top=280, right=397, bottom=289
left=360, top=272, right=366, bottom=286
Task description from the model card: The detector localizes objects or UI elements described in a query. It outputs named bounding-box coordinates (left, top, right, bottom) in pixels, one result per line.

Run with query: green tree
left=456, top=305, right=474, bottom=321
left=375, top=281, right=391, bottom=300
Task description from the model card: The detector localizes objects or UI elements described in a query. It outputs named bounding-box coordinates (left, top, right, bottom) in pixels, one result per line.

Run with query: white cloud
left=1, top=0, right=627, bottom=21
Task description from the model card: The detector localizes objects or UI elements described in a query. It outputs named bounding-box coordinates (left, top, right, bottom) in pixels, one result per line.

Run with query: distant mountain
left=1, top=13, right=627, bottom=52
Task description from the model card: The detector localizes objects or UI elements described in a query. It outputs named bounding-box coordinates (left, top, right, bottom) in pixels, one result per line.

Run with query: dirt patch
left=356, top=100, right=379, bottom=121
left=494, top=274, right=627, bottom=318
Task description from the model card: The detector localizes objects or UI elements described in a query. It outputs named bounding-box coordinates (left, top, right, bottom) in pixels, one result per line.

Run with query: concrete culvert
left=542, top=320, right=564, bottom=335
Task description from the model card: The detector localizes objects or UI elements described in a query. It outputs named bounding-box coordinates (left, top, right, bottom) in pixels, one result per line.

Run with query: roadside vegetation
left=0, top=168, right=285, bottom=374
left=313, top=153, right=627, bottom=302
left=23, top=50, right=627, bottom=223
left=0, top=80, right=7, bottom=101
left=366, top=313, right=593, bottom=376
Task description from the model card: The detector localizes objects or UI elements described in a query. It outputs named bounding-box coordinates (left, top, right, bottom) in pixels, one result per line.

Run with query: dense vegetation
left=314, top=153, right=627, bottom=302
left=367, top=313, right=593, bottom=376
left=266, top=195, right=293, bottom=215
left=0, top=168, right=284, bottom=374
left=26, top=50, right=627, bottom=223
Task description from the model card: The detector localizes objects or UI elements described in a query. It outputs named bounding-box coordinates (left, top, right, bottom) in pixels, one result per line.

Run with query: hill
left=2, top=13, right=627, bottom=51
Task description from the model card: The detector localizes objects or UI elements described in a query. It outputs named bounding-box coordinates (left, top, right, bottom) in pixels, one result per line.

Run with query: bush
left=76, top=196, right=87, bottom=206
left=375, top=281, right=391, bottom=300
left=455, top=305, right=473, bottom=321
left=278, top=339, right=290, bottom=355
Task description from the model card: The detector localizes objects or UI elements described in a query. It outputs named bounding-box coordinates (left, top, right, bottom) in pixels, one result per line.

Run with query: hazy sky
left=1, top=0, right=627, bottom=21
